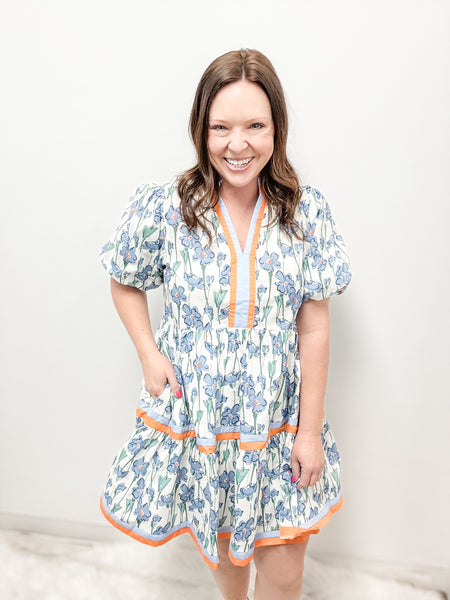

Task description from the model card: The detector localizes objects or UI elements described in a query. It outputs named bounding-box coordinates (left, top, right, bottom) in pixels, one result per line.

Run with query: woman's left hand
left=291, top=432, right=325, bottom=489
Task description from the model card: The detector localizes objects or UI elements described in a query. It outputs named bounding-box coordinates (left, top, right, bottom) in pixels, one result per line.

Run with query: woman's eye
left=211, top=125, right=226, bottom=130
left=250, top=123, right=264, bottom=129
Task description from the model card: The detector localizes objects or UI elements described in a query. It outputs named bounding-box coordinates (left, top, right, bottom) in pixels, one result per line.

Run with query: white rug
left=0, top=529, right=445, bottom=600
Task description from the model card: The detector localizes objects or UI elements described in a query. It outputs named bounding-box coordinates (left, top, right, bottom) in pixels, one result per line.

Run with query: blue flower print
left=128, top=435, right=144, bottom=454
left=220, top=403, right=240, bottom=426
left=336, top=263, right=351, bottom=288
left=228, top=331, right=240, bottom=352
left=240, top=372, right=255, bottom=396
left=180, top=331, right=194, bottom=353
left=237, top=484, right=257, bottom=498
left=193, top=355, right=209, bottom=374
left=275, top=271, right=295, bottom=294
left=246, top=391, right=267, bottom=413
left=171, top=285, right=187, bottom=304
left=132, top=457, right=149, bottom=478
left=204, top=374, right=220, bottom=398
left=193, top=245, right=215, bottom=265
left=180, top=225, right=200, bottom=248
left=134, top=503, right=151, bottom=522
left=219, top=470, right=235, bottom=489
left=154, top=522, right=171, bottom=536
left=165, top=206, right=182, bottom=226
left=327, top=442, right=340, bottom=465
left=209, top=509, right=218, bottom=531
left=224, top=371, right=239, bottom=384
left=132, top=478, right=146, bottom=501
left=278, top=242, right=294, bottom=256
left=220, top=264, right=231, bottom=285
left=275, top=500, right=290, bottom=519
left=312, top=252, right=327, bottom=272
left=167, top=454, right=182, bottom=474
left=259, top=251, right=281, bottom=271
left=235, top=518, right=254, bottom=541
left=158, top=493, right=174, bottom=507
left=246, top=341, right=260, bottom=357
left=272, top=332, right=283, bottom=355
left=182, top=304, right=204, bottom=329
left=189, top=457, right=204, bottom=480
left=114, top=465, right=127, bottom=479
left=243, top=451, right=259, bottom=464
left=175, top=466, right=188, bottom=484
left=203, top=485, right=213, bottom=505
left=184, top=273, right=203, bottom=288
left=180, top=484, right=195, bottom=503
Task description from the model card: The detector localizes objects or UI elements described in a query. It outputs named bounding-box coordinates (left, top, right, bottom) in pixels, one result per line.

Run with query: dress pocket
left=139, top=378, right=173, bottom=420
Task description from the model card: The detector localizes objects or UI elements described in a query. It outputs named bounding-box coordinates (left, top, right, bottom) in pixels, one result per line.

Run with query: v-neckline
left=218, top=193, right=264, bottom=255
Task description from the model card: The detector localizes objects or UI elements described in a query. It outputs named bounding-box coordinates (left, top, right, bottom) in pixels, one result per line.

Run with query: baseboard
left=310, top=550, right=450, bottom=597
left=0, top=512, right=121, bottom=544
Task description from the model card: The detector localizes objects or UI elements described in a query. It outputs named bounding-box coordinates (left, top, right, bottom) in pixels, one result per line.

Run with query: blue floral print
left=99, top=179, right=352, bottom=570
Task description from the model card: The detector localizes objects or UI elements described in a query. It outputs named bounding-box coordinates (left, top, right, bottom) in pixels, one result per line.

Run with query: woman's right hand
left=142, top=350, right=182, bottom=400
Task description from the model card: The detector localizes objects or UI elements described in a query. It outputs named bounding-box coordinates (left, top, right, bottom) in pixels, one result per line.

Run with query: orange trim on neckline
left=214, top=202, right=237, bottom=327
left=247, top=196, right=266, bottom=327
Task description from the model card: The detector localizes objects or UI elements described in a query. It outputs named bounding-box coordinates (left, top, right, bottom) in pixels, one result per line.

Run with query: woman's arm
left=110, top=278, right=182, bottom=399
left=290, top=298, right=330, bottom=488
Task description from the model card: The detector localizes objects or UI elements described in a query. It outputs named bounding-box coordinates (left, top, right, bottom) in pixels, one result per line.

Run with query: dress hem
left=99, top=491, right=343, bottom=570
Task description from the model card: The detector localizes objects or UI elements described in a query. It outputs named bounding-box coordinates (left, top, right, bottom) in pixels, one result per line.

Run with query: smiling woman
left=98, top=48, right=352, bottom=600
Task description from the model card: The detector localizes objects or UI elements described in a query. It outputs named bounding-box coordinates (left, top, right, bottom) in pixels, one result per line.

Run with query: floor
left=0, top=529, right=446, bottom=600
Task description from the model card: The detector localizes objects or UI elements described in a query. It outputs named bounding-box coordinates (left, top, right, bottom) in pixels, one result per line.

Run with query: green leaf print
left=126, top=498, right=134, bottom=512
left=157, top=475, right=171, bottom=493
left=196, top=410, right=203, bottom=424
left=118, top=448, right=127, bottom=462
left=275, top=294, right=283, bottom=307
left=173, top=261, right=181, bottom=272
left=142, top=225, right=158, bottom=240
left=236, top=468, right=249, bottom=487
left=111, top=503, right=121, bottom=514
left=262, top=305, right=273, bottom=320
left=213, top=289, right=227, bottom=308
left=145, top=438, right=159, bottom=451
left=219, top=516, right=227, bottom=527
left=268, top=361, right=276, bottom=379
left=222, top=448, right=230, bottom=463
left=331, top=470, right=339, bottom=484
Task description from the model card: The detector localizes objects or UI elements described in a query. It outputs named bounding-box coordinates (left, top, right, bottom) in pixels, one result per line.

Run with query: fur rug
left=0, top=529, right=445, bottom=600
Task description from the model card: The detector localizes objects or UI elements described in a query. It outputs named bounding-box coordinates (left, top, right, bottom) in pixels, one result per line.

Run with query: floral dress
left=98, top=178, right=352, bottom=570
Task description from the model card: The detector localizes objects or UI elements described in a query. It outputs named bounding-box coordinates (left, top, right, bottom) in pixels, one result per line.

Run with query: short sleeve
left=301, top=187, right=352, bottom=301
left=98, top=183, right=166, bottom=291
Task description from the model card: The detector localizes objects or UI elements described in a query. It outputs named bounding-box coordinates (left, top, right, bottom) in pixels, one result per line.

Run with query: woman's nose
left=227, top=131, right=249, bottom=153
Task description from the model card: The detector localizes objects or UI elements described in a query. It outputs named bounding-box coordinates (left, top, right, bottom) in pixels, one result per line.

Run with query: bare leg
left=209, top=537, right=251, bottom=600
left=253, top=538, right=309, bottom=600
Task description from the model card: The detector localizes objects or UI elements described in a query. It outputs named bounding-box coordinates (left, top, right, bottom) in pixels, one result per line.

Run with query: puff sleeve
left=99, top=183, right=166, bottom=291
left=301, top=187, right=352, bottom=301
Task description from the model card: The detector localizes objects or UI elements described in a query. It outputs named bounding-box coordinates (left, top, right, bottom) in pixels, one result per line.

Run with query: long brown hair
left=177, top=48, right=304, bottom=243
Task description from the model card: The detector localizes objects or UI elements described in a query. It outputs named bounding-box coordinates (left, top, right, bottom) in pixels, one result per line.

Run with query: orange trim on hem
left=247, top=196, right=266, bottom=327
left=137, top=407, right=298, bottom=453
left=214, top=202, right=237, bottom=327
left=100, top=492, right=343, bottom=572
left=279, top=494, right=344, bottom=540
left=99, top=495, right=219, bottom=571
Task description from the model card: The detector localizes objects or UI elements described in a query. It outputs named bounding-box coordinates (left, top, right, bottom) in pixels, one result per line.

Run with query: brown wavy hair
left=177, top=48, right=304, bottom=243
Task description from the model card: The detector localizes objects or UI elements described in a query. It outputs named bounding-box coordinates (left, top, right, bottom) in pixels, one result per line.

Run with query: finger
left=297, top=470, right=312, bottom=489
left=166, top=369, right=182, bottom=398
left=290, top=457, right=301, bottom=484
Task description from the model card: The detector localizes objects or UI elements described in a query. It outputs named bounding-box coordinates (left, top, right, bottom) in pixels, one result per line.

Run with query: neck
left=220, top=179, right=259, bottom=209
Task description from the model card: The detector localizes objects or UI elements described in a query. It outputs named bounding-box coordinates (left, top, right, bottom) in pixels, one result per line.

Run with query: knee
left=255, top=545, right=306, bottom=591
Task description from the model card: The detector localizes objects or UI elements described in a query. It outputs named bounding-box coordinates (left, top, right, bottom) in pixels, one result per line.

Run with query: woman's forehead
left=209, top=80, right=272, bottom=120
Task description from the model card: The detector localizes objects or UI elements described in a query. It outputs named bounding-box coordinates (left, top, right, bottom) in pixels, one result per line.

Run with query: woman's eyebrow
left=209, top=117, right=270, bottom=124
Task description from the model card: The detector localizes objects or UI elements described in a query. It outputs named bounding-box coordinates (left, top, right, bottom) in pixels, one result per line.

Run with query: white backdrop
left=1, top=0, right=449, bottom=574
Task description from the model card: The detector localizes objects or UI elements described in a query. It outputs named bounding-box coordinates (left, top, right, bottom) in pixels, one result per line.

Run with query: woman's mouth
left=224, top=157, right=253, bottom=170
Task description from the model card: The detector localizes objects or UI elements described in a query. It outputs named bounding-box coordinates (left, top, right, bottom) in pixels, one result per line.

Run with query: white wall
left=1, top=0, right=449, bottom=573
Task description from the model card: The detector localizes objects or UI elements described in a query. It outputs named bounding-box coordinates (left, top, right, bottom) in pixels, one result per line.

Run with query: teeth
left=226, top=158, right=252, bottom=166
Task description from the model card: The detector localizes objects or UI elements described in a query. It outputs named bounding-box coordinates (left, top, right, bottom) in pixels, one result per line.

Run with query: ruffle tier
left=100, top=413, right=343, bottom=569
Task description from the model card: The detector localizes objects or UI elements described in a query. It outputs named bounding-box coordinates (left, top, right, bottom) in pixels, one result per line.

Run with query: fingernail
left=291, top=475, right=297, bottom=483
left=175, top=390, right=182, bottom=398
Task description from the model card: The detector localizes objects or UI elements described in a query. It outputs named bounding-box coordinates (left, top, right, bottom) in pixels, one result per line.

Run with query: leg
left=253, top=537, right=310, bottom=600
left=209, top=536, right=251, bottom=600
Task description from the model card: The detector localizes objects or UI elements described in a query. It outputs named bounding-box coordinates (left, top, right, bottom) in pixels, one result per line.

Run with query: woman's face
left=207, top=79, right=275, bottom=194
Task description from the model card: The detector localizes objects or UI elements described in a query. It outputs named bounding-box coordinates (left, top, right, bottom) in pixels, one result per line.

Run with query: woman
left=99, top=48, right=352, bottom=600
